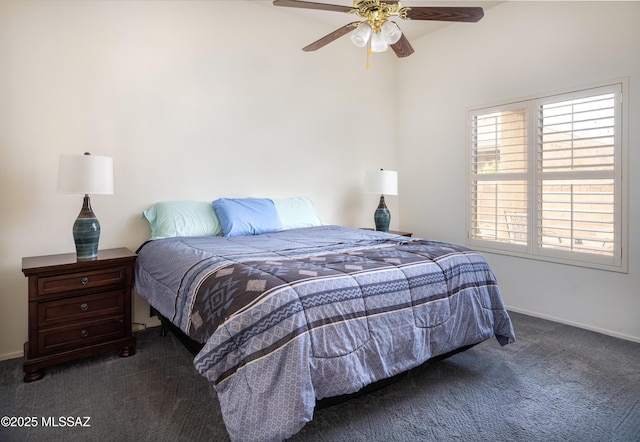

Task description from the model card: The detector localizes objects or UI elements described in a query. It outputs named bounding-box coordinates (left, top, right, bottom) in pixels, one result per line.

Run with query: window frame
left=466, top=79, right=628, bottom=273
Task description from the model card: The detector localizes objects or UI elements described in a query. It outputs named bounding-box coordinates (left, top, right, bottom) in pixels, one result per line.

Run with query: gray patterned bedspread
left=134, top=225, right=515, bottom=442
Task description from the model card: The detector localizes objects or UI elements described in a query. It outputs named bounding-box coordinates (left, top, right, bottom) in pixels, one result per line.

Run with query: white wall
left=2, top=1, right=638, bottom=362
left=398, top=1, right=640, bottom=341
left=0, top=1, right=400, bottom=359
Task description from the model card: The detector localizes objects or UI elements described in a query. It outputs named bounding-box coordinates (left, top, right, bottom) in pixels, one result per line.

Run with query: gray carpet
left=1, top=312, right=638, bottom=442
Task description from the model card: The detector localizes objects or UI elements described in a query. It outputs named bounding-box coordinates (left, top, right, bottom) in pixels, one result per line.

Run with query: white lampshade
left=381, top=21, right=402, bottom=45
left=365, top=169, right=398, bottom=195
left=370, top=31, right=389, bottom=53
left=351, top=23, right=372, bottom=48
left=57, top=153, right=114, bottom=195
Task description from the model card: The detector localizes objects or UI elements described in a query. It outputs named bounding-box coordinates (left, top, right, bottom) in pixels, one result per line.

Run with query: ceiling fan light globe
left=350, top=35, right=367, bottom=48
left=382, top=21, right=402, bottom=44
left=350, top=23, right=371, bottom=48
left=371, top=31, right=388, bottom=52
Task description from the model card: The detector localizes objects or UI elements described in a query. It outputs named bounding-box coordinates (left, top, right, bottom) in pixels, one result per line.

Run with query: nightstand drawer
left=38, top=317, right=126, bottom=355
left=37, top=267, right=127, bottom=297
left=38, top=291, right=124, bottom=327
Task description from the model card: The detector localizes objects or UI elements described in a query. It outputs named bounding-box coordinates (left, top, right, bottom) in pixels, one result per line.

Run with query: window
left=467, top=81, right=627, bottom=272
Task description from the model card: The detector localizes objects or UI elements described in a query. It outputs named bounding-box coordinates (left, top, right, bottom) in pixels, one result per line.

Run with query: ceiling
left=256, top=1, right=502, bottom=42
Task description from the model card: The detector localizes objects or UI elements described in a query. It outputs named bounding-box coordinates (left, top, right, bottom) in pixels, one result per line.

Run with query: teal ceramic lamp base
left=374, top=195, right=391, bottom=233
left=73, top=194, right=100, bottom=260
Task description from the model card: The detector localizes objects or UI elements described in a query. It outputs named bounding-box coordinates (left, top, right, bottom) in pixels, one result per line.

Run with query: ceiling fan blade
left=404, top=7, right=484, bottom=23
left=390, top=33, right=414, bottom=58
left=303, top=22, right=359, bottom=52
left=273, top=0, right=353, bottom=13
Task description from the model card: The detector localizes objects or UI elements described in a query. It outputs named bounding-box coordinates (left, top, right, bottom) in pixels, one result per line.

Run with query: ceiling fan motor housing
left=353, top=0, right=406, bottom=32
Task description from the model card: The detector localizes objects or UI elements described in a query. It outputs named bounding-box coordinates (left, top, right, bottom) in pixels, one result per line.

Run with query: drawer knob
left=80, top=329, right=89, bottom=338
left=81, top=276, right=89, bottom=285
left=80, top=303, right=89, bottom=311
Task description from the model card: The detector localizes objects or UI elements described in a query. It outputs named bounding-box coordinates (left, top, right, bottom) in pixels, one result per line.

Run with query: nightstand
left=360, top=228, right=413, bottom=237
left=22, top=248, right=137, bottom=382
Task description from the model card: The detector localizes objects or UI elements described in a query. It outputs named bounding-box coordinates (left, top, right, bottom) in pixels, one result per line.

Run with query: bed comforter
left=134, top=225, right=515, bottom=441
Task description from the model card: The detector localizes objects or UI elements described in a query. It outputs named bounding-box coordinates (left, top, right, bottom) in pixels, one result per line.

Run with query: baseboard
left=507, top=305, right=640, bottom=343
left=0, top=350, right=24, bottom=362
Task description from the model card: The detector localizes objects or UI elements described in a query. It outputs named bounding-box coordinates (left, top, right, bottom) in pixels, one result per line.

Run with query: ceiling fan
left=273, top=0, right=484, bottom=59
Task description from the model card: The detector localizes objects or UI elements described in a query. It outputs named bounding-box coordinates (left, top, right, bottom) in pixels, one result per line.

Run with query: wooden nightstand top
left=360, top=228, right=413, bottom=237
left=22, top=248, right=136, bottom=275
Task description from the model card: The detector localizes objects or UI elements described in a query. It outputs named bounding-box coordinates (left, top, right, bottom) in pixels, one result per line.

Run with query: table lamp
left=57, top=152, right=114, bottom=260
left=365, top=169, right=398, bottom=232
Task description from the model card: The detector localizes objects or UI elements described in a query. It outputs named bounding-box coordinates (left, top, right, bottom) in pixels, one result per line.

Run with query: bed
left=134, top=199, right=515, bottom=442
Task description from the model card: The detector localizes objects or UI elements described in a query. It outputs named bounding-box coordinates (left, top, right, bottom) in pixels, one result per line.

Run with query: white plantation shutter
left=467, top=82, right=626, bottom=272
left=470, top=106, right=529, bottom=249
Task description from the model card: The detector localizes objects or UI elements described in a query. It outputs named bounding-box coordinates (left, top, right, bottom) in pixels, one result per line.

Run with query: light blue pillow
left=273, top=196, right=323, bottom=230
left=212, top=198, right=283, bottom=237
left=143, top=201, right=223, bottom=240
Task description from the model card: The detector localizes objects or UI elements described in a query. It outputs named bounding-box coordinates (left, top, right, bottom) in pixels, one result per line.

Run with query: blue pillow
left=212, top=198, right=283, bottom=237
